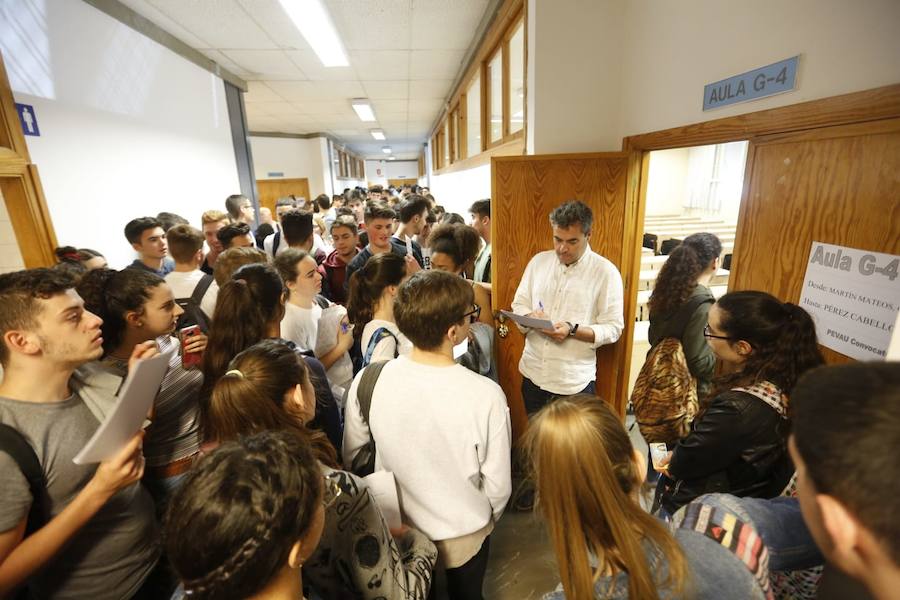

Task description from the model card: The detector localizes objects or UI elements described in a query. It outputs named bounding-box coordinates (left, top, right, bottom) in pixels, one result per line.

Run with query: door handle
left=495, top=311, right=509, bottom=339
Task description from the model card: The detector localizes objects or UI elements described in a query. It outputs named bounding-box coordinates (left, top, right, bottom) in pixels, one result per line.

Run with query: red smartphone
left=179, top=325, right=203, bottom=369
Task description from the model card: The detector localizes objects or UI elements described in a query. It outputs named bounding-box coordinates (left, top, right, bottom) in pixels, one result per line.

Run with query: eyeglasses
left=703, top=324, right=732, bottom=341
left=322, top=476, right=342, bottom=510
left=462, top=304, right=481, bottom=324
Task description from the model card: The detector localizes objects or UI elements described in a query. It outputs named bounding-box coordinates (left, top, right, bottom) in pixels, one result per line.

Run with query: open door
left=256, top=177, right=311, bottom=217
left=0, top=51, right=57, bottom=268
left=491, top=152, right=640, bottom=438
left=730, top=118, right=900, bottom=364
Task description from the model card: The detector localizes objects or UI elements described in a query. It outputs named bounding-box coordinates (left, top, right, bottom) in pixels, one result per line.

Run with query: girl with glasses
left=655, top=290, right=824, bottom=515
left=206, top=339, right=437, bottom=600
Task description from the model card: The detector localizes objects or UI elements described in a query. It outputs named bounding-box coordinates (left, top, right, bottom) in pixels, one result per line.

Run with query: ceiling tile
left=266, top=80, right=366, bottom=101
left=247, top=101, right=304, bottom=116
left=349, top=50, right=410, bottom=81
left=285, top=50, right=356, bottom=81
left=221, top=50, right=306, bottom=78
left=327, top=0, right=411, bottom=50
left=147, top=0, right=278, bottom=49
left=361, top=80, right=409, bottom=99
left=236, top=0, right=313, bottom=50
left=410, top=0, right=489, bottom=50
left=408, top=79, right=455, bottom=99
left=119, top=0, right=212, bottom=47
left=410, top=49, right=466, bottom=79
left=289, top=101, right=356, bottom=118
left=372, top=99, right=408, bottom=114
left=244, top=81, right=285, bottom=102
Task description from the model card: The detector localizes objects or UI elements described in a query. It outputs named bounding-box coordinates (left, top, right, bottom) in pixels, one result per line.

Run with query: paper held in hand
left=363, top=471, right=402, bottom=530
left=73, top=349, right=173, bottom=465
left=499, top=310, right=553, bottom=330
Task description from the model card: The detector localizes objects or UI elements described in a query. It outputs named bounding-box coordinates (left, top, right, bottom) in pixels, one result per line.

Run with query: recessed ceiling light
left=388, top=156, right=396, bottom=161
left=351, top=99, right=376, bottom=122
left=277, top=0, right=349, bottom=67
left=371, top=129, right=386, bottom=140
left=381, top=146, right=392, bottom=154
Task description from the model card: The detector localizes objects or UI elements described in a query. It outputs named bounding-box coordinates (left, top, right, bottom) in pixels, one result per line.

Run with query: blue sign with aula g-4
left=703, top=56, right=799, bottom=111
left=15, top=103, right=40, bottom=136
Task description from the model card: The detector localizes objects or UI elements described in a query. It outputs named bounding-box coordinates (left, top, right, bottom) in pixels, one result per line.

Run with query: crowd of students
left=0, top=186, right=896, bottom=600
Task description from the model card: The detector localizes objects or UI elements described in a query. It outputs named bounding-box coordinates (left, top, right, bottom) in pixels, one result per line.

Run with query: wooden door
left=256, top=178, right=311, bottom=217
left=492, top=152, right=639, bottom=438
left=0, top=51, right=57, bottom=268
left=730, top=118, right=900, bottom=363
left=388, top=178, right=418, bottom=188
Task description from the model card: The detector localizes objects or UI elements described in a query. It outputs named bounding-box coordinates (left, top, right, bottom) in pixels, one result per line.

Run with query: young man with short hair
left=323, top=215, right=360, bottom=305
left=200, top=209, right=229, bottom=275
left=164, top=224, right=218, bottom=324
left=315, top=194, right=337, bottom=230
left=469, top=199, right=491, bottom=283
left=124, top=217, right=175, bottom=276
left=347, top=194, right=366, bottom=230
left=788, top=363, right=900, bottom=600
left=0, top=269, right=161, bottom=598
left=224, top=194, right=255, bottom=224
left=392, top=195, right=429, bottom=267
left=344, top=201, right=420, bottom=292
left=343, top=270, right=511, bottom=600
left=216, top=222, right=255, bottom=250
left=265, top=210, right=331, bottom=294
left=415, top=209, right=438, bottom=270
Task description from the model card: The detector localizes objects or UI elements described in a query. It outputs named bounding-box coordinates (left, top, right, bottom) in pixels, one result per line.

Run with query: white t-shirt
left=342, top=356, right=512, bottom=541
left=360, top=320, right=412, bottom=363
left=164, top=270, right=218, bottom=321
left=281, top=302, right=322, bottom=352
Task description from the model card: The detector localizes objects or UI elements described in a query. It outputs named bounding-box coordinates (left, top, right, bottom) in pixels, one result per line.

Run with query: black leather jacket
left=659, top=390, right=794, bottom=514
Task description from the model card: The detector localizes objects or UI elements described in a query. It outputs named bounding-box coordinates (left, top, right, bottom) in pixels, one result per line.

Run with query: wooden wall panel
left=730, top=118, right=900, bottom=364
left=256, top=178, right=311, bottom=218
left=492, top=153, right=634, bottom=438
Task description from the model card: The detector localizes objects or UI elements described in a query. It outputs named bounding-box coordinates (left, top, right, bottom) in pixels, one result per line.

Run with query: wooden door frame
left=0, top=50, right=58, bottom=268
left=618, top=83, right=900, bottom=395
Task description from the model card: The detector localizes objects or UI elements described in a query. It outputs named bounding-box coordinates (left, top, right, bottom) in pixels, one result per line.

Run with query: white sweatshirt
left=342, top=356, right=512, bottom=541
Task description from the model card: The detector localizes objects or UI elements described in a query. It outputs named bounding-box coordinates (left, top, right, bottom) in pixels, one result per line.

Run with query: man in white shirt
left=511, top=200, right=624, bottom=416
left=343, top=270, right=511, bottom=600
left=164, top=225, right=218, bottom=326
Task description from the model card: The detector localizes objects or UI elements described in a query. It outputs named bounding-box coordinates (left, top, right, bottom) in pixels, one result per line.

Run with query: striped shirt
left=102, top=335, right=203, bottom=467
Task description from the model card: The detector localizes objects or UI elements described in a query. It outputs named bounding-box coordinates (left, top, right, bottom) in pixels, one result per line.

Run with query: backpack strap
left=0, top=424, right=44, bottom=535
left=357, top=360, right=389, bottom=428
left=272, top=231, right=281, bottom=255
left=190, top=274, right=213, bottom=328
left=362, top=327, right=398, bottom=366
left=314, top=294, right=331, bottom=309
left=732, top=381, right=788, bottom=419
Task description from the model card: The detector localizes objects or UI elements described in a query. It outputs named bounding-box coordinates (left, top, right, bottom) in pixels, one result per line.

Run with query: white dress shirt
left=511, top=246, right=624, bottom=395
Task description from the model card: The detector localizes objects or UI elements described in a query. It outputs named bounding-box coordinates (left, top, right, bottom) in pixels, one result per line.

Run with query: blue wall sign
left=15, top=103, right=40, bottom=136
left=703, top=56, right=799, bottom=111
left=267, top=171, right=284, bottom=177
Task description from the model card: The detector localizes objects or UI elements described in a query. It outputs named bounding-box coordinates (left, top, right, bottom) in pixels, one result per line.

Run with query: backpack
left=630, top=295, right=713, bottom=446
left=174, top=274, right=214, bottom=333
left=348, top=360, right=389, bottom=477
left=350, top=326, right=399, bottom=375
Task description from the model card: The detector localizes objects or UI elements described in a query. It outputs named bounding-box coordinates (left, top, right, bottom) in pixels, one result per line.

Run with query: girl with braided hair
left=655, top=291, right=824, bottom=515
left=206, top=339, right=437, bottom=600
left=164, top=429, right=325, bottom=600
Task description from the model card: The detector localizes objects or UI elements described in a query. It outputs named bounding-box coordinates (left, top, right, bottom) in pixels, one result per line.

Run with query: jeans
left=694, top=494, right=824, bottom=571
left=521, top=378, right=596, bottom=417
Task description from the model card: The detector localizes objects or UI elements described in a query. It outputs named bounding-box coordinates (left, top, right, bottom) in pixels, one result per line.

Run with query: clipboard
left=499, top=310, right=553, bottom=330
left=73, top=349, right=173, bottom=465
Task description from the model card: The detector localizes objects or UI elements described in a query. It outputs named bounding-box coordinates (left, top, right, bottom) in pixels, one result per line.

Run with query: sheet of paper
left=364, top=471, right=402, bottom=530
left=500, top=310, right=554, bottom=330
left=405, top=235, right=413, bottom=257
left=453, top=337, right=469, bottom=360
left=73, top=349, right=173, bottom=465
left=316, top=304, right=348, bottom=356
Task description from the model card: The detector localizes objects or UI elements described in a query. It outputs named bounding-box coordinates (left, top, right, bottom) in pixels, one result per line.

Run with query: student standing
left=511, top=200, right=624, bottom=415
left=392, top=195, right=430, bottom=267
left=347, top=253, right=411, bottom=365
left=164, top=224, right=219, bottom=326
left=468, top=199, right=492, bottom=284
left=0, top=269, right=162, bottom=599
left=199, top=209, right=229, bottom=275
left=124, top=216, right=175, bottom=276
left=323, top=215, right=360, bottom=305
left=343, top=271, right=511, bottom=600
left=344, top=201, right=420, bottom=293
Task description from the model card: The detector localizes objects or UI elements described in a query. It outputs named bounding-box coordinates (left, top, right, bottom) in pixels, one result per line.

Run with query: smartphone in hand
left=179, top=325, right=203, bottom=369
left=649, top=443, right=669, bottom=471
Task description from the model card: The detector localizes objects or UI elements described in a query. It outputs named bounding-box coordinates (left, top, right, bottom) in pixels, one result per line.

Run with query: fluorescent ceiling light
left=388, top=156, right=396, bottom=161
left=278, top=0, right=348, bottom=67
left=352, top=99, right=376, bottom=122
left=381, top=146, right=392, bottom=154
left=371, top=129, right=386, bottom=140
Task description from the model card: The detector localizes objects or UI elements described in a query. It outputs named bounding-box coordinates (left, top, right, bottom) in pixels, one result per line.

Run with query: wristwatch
left=566, top=322, right=579, bottom=337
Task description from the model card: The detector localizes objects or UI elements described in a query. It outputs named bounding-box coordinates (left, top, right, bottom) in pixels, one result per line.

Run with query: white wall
left=250, top=136, right=330, bottom=198
left=0, top=188, right=26, bottom=274
left=2, top=0, right=241, bottom=269
left=645, top=148, right=689, bottom=216
left=429, top=163, right=491, bottom=217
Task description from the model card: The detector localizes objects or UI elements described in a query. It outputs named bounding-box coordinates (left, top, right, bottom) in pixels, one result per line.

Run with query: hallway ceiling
left=118, top=0, right=492, bottom=159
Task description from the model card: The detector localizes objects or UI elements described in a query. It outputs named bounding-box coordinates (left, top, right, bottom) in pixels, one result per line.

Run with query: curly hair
left=648, top=233, right=722, bottom=316
left=0, top=268, right=76, bottom=366
left=428, top=223, right=481, bottom=271
left=711, top=291, right=824, bottom=397
left=164, top=430, right=322, bottom=600
left=76, top=268, right=164, bottom=355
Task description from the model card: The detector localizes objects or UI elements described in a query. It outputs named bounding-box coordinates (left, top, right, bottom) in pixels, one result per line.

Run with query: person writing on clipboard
left=510, top=200, right=624, bottom=417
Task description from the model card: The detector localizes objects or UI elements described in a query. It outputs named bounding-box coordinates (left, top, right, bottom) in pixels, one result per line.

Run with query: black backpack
left=174, top=274, right=214, bottom=333
left=347, top=360, right=389, bottom=477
